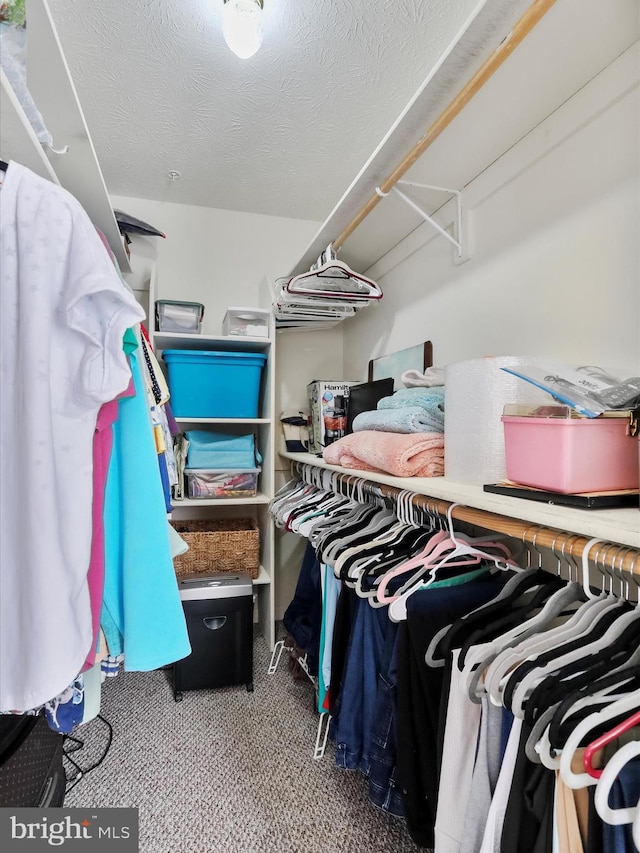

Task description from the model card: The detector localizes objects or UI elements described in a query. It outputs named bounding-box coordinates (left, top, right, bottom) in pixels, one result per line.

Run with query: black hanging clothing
left=395, top=575, right=508, bottom=848
left=499, top=720, right=555, bottom=853
left=328, top=584, right=358, bottom=717
left=282, top=541, right=323, bottom=676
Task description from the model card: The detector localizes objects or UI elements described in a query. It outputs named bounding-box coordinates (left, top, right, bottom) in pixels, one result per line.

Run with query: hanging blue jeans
left=368, top=568, right=493, bottom=817
left=602, top=756, right=640, bottom=853
left=333, top=592, right=390, bottom=773
left=368, top=626, right=404, bottom=815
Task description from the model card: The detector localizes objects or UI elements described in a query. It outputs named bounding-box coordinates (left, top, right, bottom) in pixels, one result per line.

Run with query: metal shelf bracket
left=376, top=180, right=471, bottom=264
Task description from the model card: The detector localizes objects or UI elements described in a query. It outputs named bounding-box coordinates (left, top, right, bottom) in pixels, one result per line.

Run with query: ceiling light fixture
left=222, top=0, right=264, bottom=60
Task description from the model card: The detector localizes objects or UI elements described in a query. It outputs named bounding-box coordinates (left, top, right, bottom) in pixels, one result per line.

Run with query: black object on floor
left=63, top=714, right=114, bottom=795
left=173, top=574, right=254, bottom=701
left=0, top=714, right=66, bottom=807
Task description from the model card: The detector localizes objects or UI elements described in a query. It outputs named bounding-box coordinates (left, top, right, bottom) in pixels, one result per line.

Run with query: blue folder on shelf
left=184, top=430, right=261, bottom=469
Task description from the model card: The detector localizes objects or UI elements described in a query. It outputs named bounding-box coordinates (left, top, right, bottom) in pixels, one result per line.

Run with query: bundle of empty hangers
left=272, top=245, right=383, bottom=329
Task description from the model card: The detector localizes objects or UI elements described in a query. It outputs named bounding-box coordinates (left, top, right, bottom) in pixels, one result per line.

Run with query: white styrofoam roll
left=444, top=357, right=550, bottom=484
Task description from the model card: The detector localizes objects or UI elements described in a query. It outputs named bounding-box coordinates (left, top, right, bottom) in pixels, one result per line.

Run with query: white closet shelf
left=280, top=452, right=640, bottom=549
left=172, top=493, right=271, bottom=508
left=253, top=565, right=270, bottom=586
left=154, top=332, right=271, bottom=353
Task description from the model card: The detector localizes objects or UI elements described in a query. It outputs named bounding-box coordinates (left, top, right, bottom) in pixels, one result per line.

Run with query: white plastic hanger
left=275, top=285, right=364, bottom=311
left=464, top=581, right=588, bottom=703
left=533, top=642, right=640, bottom=773
left=553, top=685, right=640, bottom=784
left=355, top=528, right=437, bottom=603
left=376, top=502, right=514, bottom=608
left=422, top=526, right=554, bottom=670
left=386, top=504, right=515, bottom=621
left=512, top=605, right=640, bottom=723
left=484, top=594, right=622, bottom=707
left=594, top=736, right=640, bottom=824
left=286, top=245, right=382, bottom=300
left=483, top=539, right=616, bottom=697
left=273, top=245, right=382, bottom=329
left=290, top=492, right=349, bottom=535
left=481, top=539, right=618, bottom=705
left=508, top=541, right=640, bottom=719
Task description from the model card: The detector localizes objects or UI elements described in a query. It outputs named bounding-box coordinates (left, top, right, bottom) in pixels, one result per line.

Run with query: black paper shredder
left=173, top=573, right=254, bottom=701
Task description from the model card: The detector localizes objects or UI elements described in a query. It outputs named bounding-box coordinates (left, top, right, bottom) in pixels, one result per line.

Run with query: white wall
left=274, top=326, right=346, bottom=617
left=343, top=55, right=640, bottom=378
left=110, top=194, right=320, bottom=333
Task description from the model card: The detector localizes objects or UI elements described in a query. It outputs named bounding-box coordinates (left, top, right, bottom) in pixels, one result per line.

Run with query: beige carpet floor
left=64, top=630, right=423, bottom=853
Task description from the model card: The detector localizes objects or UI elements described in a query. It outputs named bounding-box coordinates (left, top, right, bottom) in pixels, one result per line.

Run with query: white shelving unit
left=151, top=279, right=277, bottom=650
left=281, top=451, right=640, bottom=550
left=0, top=0, right=130, bottom=271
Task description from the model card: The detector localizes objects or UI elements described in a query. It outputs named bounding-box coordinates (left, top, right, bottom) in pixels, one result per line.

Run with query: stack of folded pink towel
left=323, top=430, right=444, bottom=478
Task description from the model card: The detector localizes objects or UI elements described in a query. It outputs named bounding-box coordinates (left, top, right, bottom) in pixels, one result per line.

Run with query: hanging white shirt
left=0, top=161, right=145, bottom=711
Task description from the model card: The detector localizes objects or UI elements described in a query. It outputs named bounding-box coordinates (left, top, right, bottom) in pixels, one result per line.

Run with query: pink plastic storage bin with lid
left=501, top=412, right=639, bottom=494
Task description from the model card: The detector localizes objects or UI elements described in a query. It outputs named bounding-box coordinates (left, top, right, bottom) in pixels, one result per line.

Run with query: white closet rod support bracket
left=378, top=181, right=471, bottom=265
left=267, top=639, right=289, bottom=675
left=44, top=140, right=69, bottom=155
left=314, top=713, right=332, bottom=761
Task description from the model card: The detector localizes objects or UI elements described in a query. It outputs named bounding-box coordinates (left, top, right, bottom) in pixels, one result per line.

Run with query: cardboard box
left=307, top=381, right=359, bottom=454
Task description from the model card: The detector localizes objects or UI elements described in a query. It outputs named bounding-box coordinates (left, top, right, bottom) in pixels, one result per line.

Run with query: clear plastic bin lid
left=186, top=467, right=261, bottom=474
left=502, top=404, right=632, bottom=420
left=224, top=307, right=270, bottom=324
left=156, top=299, right=204, bottom=315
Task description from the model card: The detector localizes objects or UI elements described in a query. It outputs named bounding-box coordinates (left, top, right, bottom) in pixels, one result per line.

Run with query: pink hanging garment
left=81, top=378, right=135, bottom=672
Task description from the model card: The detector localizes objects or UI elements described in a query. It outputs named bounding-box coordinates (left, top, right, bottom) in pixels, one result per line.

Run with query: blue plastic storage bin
left=163, top=350, right=267, bottom=418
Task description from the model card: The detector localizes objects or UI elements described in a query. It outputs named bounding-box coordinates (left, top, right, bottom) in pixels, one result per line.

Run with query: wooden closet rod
left=294, top=462, right=640, bottom=576
left=333, top=0, right=558, bottom=252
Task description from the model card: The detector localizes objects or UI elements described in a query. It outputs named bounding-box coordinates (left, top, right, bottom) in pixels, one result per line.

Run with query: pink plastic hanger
left=583, top=708, right=640, bottom=780
left=376, top=504, right=513, bottom=605
left=374, top=530, right=462, bottom=604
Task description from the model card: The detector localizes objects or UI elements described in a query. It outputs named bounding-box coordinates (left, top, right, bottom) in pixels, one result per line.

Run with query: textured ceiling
left=47, top=0, right=483, bottom=220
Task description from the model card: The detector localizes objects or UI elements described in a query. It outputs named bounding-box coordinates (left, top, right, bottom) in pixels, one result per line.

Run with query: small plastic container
left=186, top=468, right=260, bottom=499
left=156, top=300, right=204, bottom=334
left=162, top=350, right=267, bottom=418
left=222, top=307, right=270, bottom=338
left=502, top=406, right=639, bottom=493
